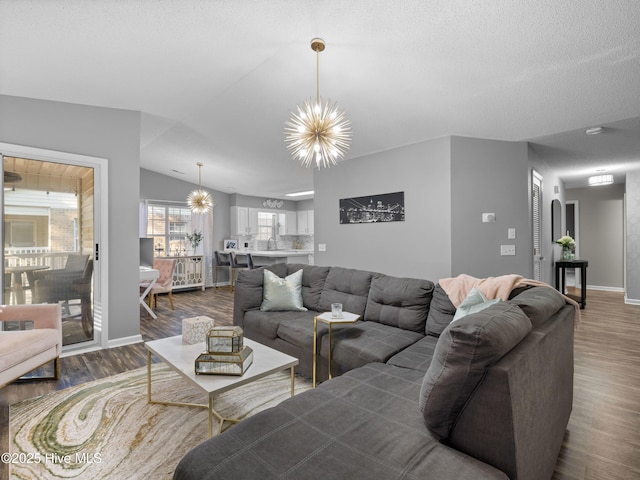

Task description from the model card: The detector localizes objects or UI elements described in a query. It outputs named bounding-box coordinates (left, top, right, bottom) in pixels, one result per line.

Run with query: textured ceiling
left=1, top=0, right=639, bottom=197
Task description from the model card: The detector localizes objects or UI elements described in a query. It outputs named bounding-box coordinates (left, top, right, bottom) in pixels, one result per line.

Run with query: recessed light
left=285, top=190, right=314, bottom=197
left=585, top=127, right=603, bottom=135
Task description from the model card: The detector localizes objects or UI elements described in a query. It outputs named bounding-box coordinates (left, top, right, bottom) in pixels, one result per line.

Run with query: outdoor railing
left=4, top=249, right=74, bottom=270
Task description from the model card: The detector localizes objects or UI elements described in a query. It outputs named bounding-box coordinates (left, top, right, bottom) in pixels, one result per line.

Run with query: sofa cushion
left=174, top=362, right=509, bottom=480
left=287, top=264, right=331, bottom=311
left=234, top=264, right=289, bottom=313
left=321, top=321, right=424, bottom=375
left=386, top=334, right=439, bottom=373
left=275, top=316, right=331, bottom=350
left=364, top=274, right=434, bottom=333
left=0, top=329, right=59, bottom=372
left=243, top=310, right=317, bottom=341
left=426, top=284, right=457, bottom=336
left=318, top=267, right=375, bottom=316
left=452, top=287, right=501, bottom=322
left=419, top=302, right=532, bottom=440
left=260, top=269, right=307, bottom=312
left=508, top=286, right=567, bottom=328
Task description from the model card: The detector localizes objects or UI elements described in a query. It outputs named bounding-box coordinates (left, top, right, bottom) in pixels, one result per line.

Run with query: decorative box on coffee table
left=195, top=326, right=253, bottom=376
left=182, top=315, right=216, bottom=345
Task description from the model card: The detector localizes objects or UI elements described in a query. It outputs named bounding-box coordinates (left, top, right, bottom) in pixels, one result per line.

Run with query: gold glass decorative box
left=206, top=326, right=244, bottom=353
left=195, top=346, right=254, bottom=375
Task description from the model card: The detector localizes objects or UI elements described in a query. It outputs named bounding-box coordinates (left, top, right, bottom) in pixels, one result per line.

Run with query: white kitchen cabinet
left=284, top=211, right=298, bottom=235
left=277, top=212, right=286, bottom=236
left=297, top=210, right=314, bottom=235
left=231, top=206, right=258, bottom=235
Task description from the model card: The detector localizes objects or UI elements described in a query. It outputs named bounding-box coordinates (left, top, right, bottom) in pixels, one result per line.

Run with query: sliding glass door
left=2, top=152, right=101, bottom=349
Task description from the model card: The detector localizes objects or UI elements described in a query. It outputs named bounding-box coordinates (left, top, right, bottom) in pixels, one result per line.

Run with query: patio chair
left=32, top=254, right=91, bottom=312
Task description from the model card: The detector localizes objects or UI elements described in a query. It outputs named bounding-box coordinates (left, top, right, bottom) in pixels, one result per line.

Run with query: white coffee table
left=145, top=335, right=299, bottom=437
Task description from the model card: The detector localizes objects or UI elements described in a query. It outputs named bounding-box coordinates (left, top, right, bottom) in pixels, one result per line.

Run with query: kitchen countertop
left=235, top=250, right=313, bottom=257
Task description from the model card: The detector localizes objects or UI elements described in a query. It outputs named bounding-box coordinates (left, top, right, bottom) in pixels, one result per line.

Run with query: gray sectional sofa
left=174, top=264, right=576, bottom=480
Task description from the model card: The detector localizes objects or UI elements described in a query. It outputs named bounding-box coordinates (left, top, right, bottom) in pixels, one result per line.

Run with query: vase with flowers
left=556, top=235, right=576, bottom=260
left=186, top=230, right=203, bottom=255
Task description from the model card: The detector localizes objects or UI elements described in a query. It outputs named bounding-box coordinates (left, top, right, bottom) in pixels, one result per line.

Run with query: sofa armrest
left=0, top=304, right=63, bottom=355
left=447, top=304, right=574, bottom=480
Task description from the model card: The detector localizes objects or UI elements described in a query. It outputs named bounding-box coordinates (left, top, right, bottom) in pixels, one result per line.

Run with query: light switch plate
left=318, top=243, right=327, bottom=252
left=508, top=228, right=516, bottom=239
left=500, top=245, right=516, bottom=256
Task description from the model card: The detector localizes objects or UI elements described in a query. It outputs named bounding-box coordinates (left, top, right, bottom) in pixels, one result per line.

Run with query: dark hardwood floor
left=551, top=288, right=640, bottom=480
left=1, top=286, right=639, bottom=480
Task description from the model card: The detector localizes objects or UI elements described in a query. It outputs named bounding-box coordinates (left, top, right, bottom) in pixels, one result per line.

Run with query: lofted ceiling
left=1, top=1, right=639, bottom=198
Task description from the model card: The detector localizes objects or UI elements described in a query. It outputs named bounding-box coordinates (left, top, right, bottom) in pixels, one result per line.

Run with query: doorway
left=565, top=200, right=580, bottom=287
left=1, top=146, right=106, bottom=351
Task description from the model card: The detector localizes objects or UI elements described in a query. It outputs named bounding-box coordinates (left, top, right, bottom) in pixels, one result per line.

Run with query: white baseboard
left=625, top=296, right=640, bottom=305
left=61, top=335, right=143, bottom=357
left=107, top=334, right=143, bottom=349
left=586, top=284, right=625, bottom=293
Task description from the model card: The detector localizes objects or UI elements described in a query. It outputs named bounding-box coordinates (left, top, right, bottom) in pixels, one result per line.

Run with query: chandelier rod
left=316, top=45, right=320, bottom=104
left=311, top=38, right=325, bottom=104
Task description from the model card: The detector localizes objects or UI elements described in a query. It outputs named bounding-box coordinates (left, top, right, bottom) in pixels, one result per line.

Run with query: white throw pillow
left=452, top=287, right=501, bottom=322
left=260, top=269, right=307, bottom=312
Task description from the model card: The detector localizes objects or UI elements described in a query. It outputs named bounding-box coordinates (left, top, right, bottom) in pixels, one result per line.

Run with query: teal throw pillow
left=452, top=287, right=501, bottom=322
left=260, top=269, right=307, bottom=312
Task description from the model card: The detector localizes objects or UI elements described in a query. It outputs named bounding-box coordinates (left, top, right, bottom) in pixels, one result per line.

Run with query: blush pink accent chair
left=0, top=303, right=62, bottom=387
left=141, top=258, right=177, bottom=311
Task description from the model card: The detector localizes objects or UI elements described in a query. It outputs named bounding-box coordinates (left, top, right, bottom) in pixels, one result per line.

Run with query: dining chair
left=141, top=258, right=177, bottom=311
left=229, top=252, right=254, bottom=292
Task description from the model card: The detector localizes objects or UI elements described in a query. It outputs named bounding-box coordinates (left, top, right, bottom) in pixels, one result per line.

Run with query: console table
left=163, top=255, right=205, bottom=291
left=555, top=259, right=588, bottom=309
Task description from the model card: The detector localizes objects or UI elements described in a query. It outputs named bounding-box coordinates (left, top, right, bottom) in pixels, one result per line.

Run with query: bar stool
left=229, top=252, right=254, bottom=292
left=213, top=251, right=231, bottom=289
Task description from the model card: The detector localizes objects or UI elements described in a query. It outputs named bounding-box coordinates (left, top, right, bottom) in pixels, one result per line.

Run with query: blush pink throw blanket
left=439, top=274, right=580, bottom=325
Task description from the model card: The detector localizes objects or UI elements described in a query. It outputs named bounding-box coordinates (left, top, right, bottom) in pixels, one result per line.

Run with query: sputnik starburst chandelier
left=187, top=162, right=214, bottom=214
left=284, top=38, right=351, bottom=169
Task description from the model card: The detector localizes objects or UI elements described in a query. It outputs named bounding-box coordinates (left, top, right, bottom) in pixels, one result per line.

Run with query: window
left=5, top=220, right=36, bottom=248
left=146, top=204, right=192, bottom=256
left=532, top=171, right=543, bottom=281
left=256, top=212, right=277, bottom=241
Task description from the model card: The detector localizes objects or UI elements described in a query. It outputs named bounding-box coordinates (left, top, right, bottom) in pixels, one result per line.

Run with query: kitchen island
left=236, top=250, right=314, bottom=266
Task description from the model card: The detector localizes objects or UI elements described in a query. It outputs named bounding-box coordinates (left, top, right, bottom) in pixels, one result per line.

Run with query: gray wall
left=566, top=183, right=625, bottom=289
left=314, top=135, right=535, bottom=282
left=229, top=193, right=298, bottom=211
left=0, top=95, right=141, bottom=343
left=626, top=170, right=640, bottom=302
left=314, top=137, right=452, bottom=280
left=228, top=193, right=313, bottom=211
left=297, top=198, right=314, bottom=211
left=140, top=168, right=231, bottom=251
left=450, top=136, right=531, bottom=278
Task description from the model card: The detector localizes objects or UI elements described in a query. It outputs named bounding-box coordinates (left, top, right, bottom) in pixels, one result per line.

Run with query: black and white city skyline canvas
left=339, top=191, right=405, bottom=224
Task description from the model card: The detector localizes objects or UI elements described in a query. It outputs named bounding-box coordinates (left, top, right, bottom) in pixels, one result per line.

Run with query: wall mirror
left=551, top=199, right=562, bottom=242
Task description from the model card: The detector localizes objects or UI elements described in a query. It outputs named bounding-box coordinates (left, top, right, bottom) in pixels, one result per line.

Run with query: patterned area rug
left=9, top=365, right=312, bottom=479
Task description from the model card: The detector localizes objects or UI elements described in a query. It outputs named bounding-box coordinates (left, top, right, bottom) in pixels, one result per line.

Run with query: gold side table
left=313, top=311, right=360, bottom=388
